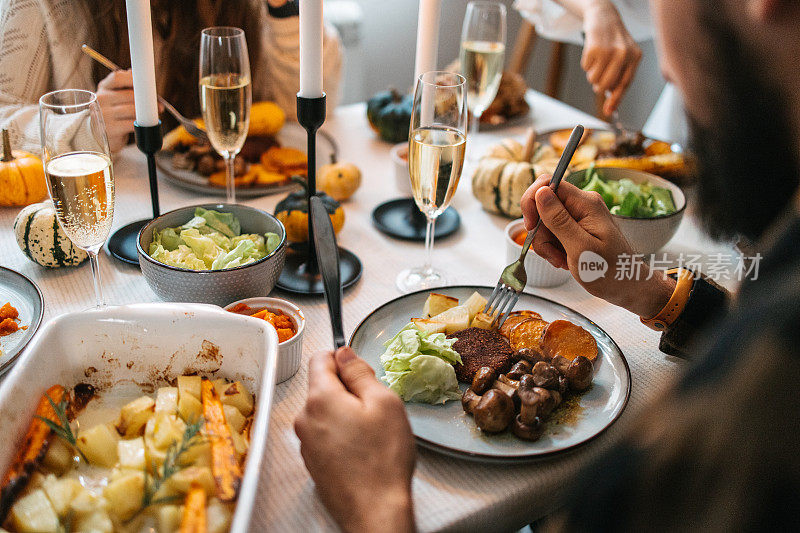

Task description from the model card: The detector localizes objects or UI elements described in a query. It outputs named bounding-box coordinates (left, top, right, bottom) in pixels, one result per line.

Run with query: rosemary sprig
left=139, top=417, right=205, bottom=512
left=35, top=393, right=88, bottom=463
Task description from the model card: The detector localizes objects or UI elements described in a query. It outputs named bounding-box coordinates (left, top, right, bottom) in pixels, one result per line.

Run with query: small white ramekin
left=505, top=219, right=572, bottom=288
left=225, top=297, right=305, bottom=383
left=390, top=143, right=412, bottom=195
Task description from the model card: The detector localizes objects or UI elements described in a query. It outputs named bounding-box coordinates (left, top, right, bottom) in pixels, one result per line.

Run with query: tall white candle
left=125, top=0, right=159, bottom=126
left=414, top=0, right=441, bottom=81
left=299, top=0, right=324, bottom=98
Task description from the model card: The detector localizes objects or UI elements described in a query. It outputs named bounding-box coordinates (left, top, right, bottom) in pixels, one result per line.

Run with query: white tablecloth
left=0, top=92, right=732, bottom=532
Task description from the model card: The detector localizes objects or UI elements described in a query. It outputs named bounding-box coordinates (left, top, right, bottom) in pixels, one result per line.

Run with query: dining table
left=0, top=90, right=735, bottom=532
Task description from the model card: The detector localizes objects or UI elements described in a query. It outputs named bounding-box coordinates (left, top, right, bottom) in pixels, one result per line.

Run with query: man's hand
left=580, top=1, right=642, bottom=115
left=521, top=175, right=674, bottom=319
left=96, top=70, right=136, bottom=153
left=295, top=347, right=416, bottom=533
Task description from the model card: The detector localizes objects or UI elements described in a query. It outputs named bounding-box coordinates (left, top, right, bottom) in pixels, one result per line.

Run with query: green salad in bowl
left=148, top=207, right=281, bottom=271
left=579, top=165, right=677, bottom=218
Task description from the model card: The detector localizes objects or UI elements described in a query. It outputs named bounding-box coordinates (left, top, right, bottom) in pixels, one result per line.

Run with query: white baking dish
left=0, top=303, right=278, bottom=533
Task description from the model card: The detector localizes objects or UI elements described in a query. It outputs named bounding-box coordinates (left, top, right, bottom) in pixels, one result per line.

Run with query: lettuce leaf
left=148, top=210, right=281, bottom=270
left=194, top=207, right=240, bottom=237
left=383, top=355, right=461, bottom=404
left=379, top=324, right=462, bottom=404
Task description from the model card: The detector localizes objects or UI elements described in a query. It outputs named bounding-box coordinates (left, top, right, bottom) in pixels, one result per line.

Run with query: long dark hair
left=85, top=0, right=264, bottom=125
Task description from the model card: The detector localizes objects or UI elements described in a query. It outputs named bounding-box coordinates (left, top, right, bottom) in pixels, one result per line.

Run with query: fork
left=81, top=44, right=210, bottom=143
left=483, top=125, right=585, bottom=327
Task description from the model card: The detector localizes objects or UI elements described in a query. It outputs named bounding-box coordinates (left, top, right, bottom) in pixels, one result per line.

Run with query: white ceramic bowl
left=505, top=219, right=572, bottom=288
left=0, top=303, right=278, bottom=533
left=390, top=143, right=412, bottom=195
left=225, top=297, right=305, bottom=383
left=566, top=168, right=687, bottom=255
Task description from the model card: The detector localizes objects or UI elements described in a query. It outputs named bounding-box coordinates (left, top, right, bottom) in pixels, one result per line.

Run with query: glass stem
left=423, top=215, right=436, bottom=274
left=470, top=107, right=482, bottom=137
left=223, top=152, right=236, bottom=204
left=87, top=249, right=105, bottom=308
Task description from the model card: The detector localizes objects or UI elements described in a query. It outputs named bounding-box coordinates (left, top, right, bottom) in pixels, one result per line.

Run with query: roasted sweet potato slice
left=644, top=140, right=673, bottom=156
left=509, top=318, right=549, bottom=352
left=507, top=310, right=542, bottom=320
left=201, top=379, right=242, bottom=502
left=541, top=320, right=599, bottom=362
left=0, top=385, right=67, bottom=521
left=550, top=128, right=591, bottom=152
left=500, top=314, right=536, bottom=339
left=179, top=484, right=207, bottom=533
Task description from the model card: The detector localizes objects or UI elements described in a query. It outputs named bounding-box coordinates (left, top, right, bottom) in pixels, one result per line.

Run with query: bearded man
left=294, top=1, right=800, bottom=530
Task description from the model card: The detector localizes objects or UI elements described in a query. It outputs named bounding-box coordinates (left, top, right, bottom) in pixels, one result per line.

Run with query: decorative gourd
left=13, top=201, right=88, bottom=267
left=0, top=130, right=48, bottom=207
left=248, top=101, right=285, bottom=137
left=274, top=178, right=344, bottom=242
left=472, top=158, right=537, bottom=218
left=366, top=89, right=413, bottom=143
left=485, top=138, right=525, bottom=161
left=318, top=156, right=361, bottom=201
left=472, top=129, right=539, bottom=218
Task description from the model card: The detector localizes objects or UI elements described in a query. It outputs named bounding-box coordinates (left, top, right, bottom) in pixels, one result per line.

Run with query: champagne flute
left=39, top=89, right=115, bottom=307
left=199, top=27, right=252, bottom=204
left=460, top=1, right=506, bottom=139
left=396, top=71, right=468, bottom=293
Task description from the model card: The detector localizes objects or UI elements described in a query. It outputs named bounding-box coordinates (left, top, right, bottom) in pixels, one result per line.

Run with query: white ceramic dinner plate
left=350, top=286, right=631, bottom=463
left=155, top=122, right=338, bottom=197
left=0, top=266, right=44, bottom=376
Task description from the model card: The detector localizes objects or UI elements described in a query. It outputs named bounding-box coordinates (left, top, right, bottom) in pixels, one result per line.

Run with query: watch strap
left=641, top=268, right=694, bottom=331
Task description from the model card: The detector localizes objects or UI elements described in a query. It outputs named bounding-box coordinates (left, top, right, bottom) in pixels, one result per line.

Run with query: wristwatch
left=640, top=268, right=694, bottom=331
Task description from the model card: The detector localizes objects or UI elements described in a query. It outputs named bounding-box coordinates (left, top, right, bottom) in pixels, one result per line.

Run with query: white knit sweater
left=0, top=0, right=342, bottom=154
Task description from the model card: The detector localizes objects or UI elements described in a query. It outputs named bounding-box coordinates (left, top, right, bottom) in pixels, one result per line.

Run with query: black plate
left=108, top=219, right=151, bottom=265
left=372, top=198, right=460, bottom=241
left=275, top=243, right=362, bottom=295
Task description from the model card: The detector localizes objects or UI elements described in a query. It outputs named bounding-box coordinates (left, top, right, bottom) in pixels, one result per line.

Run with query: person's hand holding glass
left=460, top=1, right=506, bottom=140
left=199, top=27, right=252, bottom=204
left=39, top=89, right=115, bottom=307
left=396, top=72, right=468, bottom=293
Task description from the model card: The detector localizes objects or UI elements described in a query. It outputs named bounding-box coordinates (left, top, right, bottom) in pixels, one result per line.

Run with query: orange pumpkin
left=0, top=130, right=47, bottom=206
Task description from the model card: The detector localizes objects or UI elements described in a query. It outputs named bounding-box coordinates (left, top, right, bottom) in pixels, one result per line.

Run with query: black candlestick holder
left=107, top=122, right=163, bottom=265
left=276, top=94, right=362, bottom=295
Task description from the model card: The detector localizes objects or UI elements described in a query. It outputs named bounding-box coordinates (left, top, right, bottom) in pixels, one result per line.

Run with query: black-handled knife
left=310, top=195, right=346, bottom=349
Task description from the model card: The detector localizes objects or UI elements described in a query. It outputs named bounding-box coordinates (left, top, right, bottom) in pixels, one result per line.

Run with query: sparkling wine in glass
left=460, top=1, right=506, bottom=139
left=200, top=27, right=252, bottom=204
left=396, top=71, right=468, bottom=293
left=39, top=89, right=115, bottom=307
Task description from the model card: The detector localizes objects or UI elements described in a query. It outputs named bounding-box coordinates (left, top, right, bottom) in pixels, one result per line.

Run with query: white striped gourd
left=13, top=201, right=87, bottom=267
left=471, top=157, right=537, bottom=218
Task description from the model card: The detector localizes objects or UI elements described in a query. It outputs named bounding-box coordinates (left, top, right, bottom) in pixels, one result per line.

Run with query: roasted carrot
left=0, top=385, right=67, bottom=521
left=179, top=484, right=207, bottom=533
left=201, top=379, right=242, bottom=502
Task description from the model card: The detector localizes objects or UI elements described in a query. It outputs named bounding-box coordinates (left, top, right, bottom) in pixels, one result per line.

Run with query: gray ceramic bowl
left=567, top=168, right=686, bottom=255
left=137, top=203, right=287, bottom=305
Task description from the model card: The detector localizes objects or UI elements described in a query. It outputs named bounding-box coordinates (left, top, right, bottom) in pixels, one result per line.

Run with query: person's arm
left=0, top=0, right=54, bottom=154
left=544, top=0, right=642, bottom=115
left=657, top=276, right=729, bottom=357
left=259, top=0, right=343, bottom=119
left=520, top=175, right=729, bottom=358
left=0, top=0, right=136, bottom=154
left=295, top=348, right=416, bottom=533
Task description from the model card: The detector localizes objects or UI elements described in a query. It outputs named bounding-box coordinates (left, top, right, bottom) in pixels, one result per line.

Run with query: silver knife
left=310, top=196, right=346, bottom=349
